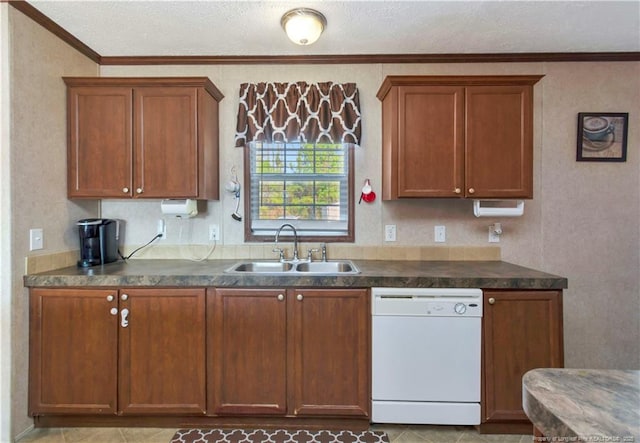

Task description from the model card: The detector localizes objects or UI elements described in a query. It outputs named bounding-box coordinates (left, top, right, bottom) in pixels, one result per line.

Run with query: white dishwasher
left=371, top=287, right=483, bottom=425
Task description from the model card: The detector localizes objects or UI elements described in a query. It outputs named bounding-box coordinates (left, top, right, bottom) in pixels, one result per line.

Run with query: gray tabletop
left=523, top=368, right=640, bottom=440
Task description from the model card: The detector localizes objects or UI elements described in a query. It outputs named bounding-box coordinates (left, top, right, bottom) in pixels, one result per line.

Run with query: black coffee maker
left=77, top=219, right=119, bottom=267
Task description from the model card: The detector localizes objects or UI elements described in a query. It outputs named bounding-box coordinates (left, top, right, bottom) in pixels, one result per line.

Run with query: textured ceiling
left=28, top=0, right=640, bottom=57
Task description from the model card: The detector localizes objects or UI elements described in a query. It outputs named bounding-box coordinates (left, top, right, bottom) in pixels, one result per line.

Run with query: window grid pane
left=250, top=143, right=348, bottom=234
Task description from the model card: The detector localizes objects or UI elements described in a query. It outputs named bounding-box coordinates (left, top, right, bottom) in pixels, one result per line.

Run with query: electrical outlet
left=209, top=224, right=220, bottom=241
left=29, top=228, right=44, bottom=251
left=384, top=224, right=397, bottom=242
left=488, top=225, right=501, bottom=243
left=157, top=219, right=166, bottom=239
left=434, top=225, right=446, bottom=243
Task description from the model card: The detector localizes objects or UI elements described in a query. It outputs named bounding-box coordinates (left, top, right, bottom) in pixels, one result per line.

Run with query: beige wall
left=7, top=7, right=99, bottom=439
left=539, top=62, right=640, bottom=369
left=6, top=6, right=639, bottom=439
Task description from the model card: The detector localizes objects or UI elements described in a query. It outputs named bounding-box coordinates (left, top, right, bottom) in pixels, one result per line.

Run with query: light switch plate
left=434, top=225, right=446, bottom=243
left=30, top=228, right=44, bottom=251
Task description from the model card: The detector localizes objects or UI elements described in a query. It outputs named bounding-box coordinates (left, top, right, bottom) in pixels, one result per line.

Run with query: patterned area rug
left=170, top=429, right=389, bottom=443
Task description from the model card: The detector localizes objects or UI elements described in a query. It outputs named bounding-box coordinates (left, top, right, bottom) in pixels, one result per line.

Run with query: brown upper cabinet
left=377, top=75, right=543, bottom=200
left=64, top=77, right=223, bottom=200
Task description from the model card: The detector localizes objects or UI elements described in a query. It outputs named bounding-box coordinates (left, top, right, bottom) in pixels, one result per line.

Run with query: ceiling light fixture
left=281, top=8, right=327, bottom=46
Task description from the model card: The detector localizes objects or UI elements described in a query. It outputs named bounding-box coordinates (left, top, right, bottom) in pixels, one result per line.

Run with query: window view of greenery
left=249, top=143, right=350, bottom=238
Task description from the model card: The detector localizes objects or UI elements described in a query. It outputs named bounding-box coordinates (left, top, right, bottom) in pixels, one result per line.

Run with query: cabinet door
left=396, top=86, right=465, bottom=197
left=118, top=288, right=206, bottom=415
left=290, top=289, right=369, bottom=417
left=29, top=288, right=118, bottom=415
left=483, top=290, right=563, bottom=423
left=134, top=87, right=198, bottom=198
left=67, top=87, right=133, bottom=198
left=465, top=85, right=533, bottom=198
left=209, top=288, right=288, bottom=415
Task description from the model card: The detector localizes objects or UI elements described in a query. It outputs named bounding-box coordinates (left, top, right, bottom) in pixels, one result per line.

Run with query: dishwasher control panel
left=372, top=287, right=483, bottom=317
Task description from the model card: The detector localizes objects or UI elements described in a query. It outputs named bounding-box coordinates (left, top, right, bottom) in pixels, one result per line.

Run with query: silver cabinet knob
left=296, top=294, right=303, bottom=301
left=136, top=187, right=143, bottom=194
left=121, top=294, right=129, bottom=301
left=488, top=297, right=496, bottom=305
left=454, top=188, right=461, bottom=194
left=468, top=188, right=476, bottom=194
left=277, top=294, right=285, bottom=301
left=122, top=187, right=129, bottom=193
left=110, top=307, right=118, bottom=315
left=107, top=295, right=114, bottom=302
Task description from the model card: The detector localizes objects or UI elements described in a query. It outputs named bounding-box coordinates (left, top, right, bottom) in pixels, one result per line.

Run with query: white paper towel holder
left=473, top=200, right=524, bottom=217
left=160, top=199, right=198, bottom=218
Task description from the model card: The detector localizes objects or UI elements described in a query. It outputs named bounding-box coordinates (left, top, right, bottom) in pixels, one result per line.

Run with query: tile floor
left=16, top=425, right=533, bottom=443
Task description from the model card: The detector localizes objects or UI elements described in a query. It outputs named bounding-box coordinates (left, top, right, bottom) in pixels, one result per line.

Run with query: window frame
left=243, top=143, right=355, bottom=243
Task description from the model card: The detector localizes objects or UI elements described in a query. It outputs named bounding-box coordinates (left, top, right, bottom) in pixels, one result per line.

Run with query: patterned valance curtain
left=234, top=82, right=361, bottom=147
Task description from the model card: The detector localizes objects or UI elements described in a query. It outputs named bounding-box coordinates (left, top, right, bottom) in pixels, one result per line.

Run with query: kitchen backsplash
left=25, top=250, right=78, bottom=274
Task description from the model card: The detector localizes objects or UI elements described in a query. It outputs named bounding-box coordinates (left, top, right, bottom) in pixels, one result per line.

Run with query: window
left=235, top=81, right=361, bottom=243
left=245, top=142, right=354, bottom=242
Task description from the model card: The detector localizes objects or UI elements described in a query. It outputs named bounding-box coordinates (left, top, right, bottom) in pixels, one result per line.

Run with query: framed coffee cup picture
left=577, top=112, right=628, bottom=162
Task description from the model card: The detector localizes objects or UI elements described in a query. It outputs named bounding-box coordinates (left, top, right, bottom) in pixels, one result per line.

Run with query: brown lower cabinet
left=209, top=288, right=370, bottom=418
left=29, top=288, right=206, bottom=416
left=29, top=286, right=369, bottom=427
left=209, top=288, right=288, bottom=416
left=479, top=290, right=564, bottom=434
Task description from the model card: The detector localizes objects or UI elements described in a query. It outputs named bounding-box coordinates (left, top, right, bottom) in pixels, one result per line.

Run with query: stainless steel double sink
left=224, top=260, right=360, bottom=275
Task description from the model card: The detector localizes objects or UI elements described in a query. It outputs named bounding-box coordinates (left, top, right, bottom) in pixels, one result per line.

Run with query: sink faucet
left=273, top=223, right=299, bottom=262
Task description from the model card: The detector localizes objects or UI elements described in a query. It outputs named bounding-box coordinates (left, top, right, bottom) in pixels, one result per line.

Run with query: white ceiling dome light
left=281, top=8, right=327, bottom=46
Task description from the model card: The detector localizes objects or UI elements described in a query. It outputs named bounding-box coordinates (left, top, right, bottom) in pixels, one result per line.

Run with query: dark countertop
left=523, top=368, right=640, bottom=440
left=24, top=259, right=567, bottom=289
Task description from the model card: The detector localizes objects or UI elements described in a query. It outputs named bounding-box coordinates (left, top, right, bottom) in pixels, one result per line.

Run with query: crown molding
left=99, top=53, right=640, bottom=65
left=9, top=1, right=640, bottom=66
